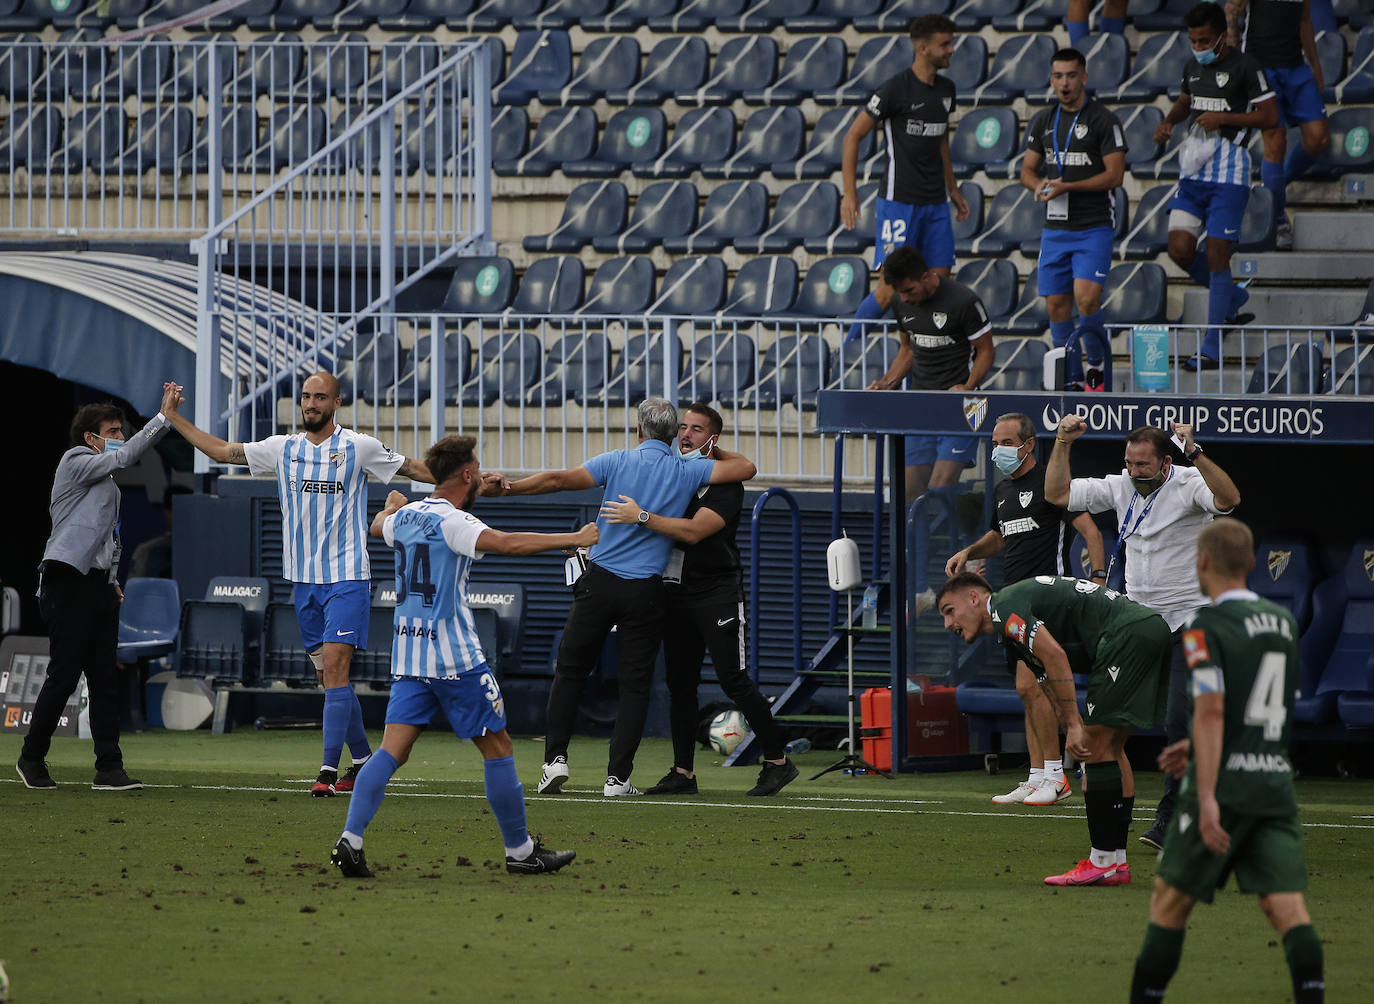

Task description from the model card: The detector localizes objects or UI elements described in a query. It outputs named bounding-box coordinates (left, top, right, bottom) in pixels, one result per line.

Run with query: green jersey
left=989, top=575, right=1163, bottom=679
left=1182, top=590, right=1300, bottom=816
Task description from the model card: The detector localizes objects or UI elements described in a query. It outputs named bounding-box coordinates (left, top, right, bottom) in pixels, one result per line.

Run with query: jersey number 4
left=392, top=542, right=437, bottom=606
left=1243, top=652, right=1289, bottom=742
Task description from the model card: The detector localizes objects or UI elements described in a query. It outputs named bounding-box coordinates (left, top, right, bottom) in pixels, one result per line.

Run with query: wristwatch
left=637, top=509, right=651, bottom=525
left=1091, top=569, right=1107, bottom=579
left=1186, top=443, right=1204, bottom=462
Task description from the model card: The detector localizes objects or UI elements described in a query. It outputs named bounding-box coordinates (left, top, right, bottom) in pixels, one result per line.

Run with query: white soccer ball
left=708, top=709, right=751, bottom=755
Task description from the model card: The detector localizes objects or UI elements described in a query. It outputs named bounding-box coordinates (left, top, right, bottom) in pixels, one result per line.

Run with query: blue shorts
left=1169, top=179, right=1250, bottom=242
left=1266, top=64, right=1326, bottom=128
left=1037, top=226, right=1114, bottom=295
left=293, top=580, right=371, bottom=652
left=905, top=434, right=978, bottom=467
left=385, top=672, right=507, bottom=738
left=874, top=198, right=955, bottom=270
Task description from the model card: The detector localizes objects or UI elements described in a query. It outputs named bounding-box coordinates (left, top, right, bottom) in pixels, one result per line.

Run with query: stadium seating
left=743, top=36, right=845, bottom=105
left=1315, top=106, right=1374, bottom=175
left=0, top=34, right=42, bottom=99
left=487, top=105, right=530, bottom=167
left=1101, top=262, right=1168, bottom=325
left=649, top=256, right=728, bottom=314
left=607, top=35, right=708, bottom=104
left=1119, top=104, right=1165, bottom=171
left=990, top=0, right=1066, bottom=30
left=789, top=256, right=870, bottom=321
left=179, top=105, right=257, bottom=172
left=117, top=578, right=182, bottom=666
left=951, top=180, right=987, bottom=246
left=495, top=106, right=597, bottom=176
left=592, top=180, right=698, bottom=253
left=527, top=329, right=613, bottom=405
left=984, top=337, right=1048, bottom=391
left=516, top=0, right=613, bottom=29
left=1248, top=539, right=1317, bottom=630
left=677, top=35, right=777, bottom=103
left=604, top=330, right=686, bottom=405
left=255, top=105, right=327, bottom=172
left=1102, top=31, right=1190, bottom=101
left=333, top=0, right=425, bottom=30
left=814, top=34, right=909, bottom=104
left=390, top=330, right=473, bottom=406
left=1246, top=342, right=1326, bottom=395
left=301, top=32, right=368, bottom=100
left=649, top=0, right=741, bottom=31
left=957, top=184, right=1038, bottom=256
left=540, top=35, right=639, bottom=105
left=563, top=106, right=666, bottom=177
left=350, top=334, right=406, bottom=405
left=1314, top=29, right=1347, bottom=92
left=717, top=0, right=813, bottom=31
left=97, top=36, right=171, bottom=99
left=1327, top=26, right=1374, bottom=103
left=459, top=0, right=544, bottom=32
left=524, top=179, right=629, bottom=253
left=579, top=255, right=656, bottom=315
left=44, top=28, right=107, bottom=99
left=632, top=107, right=736, bottom=178
left=1296, top=574, right=1345, bottom=725
left=441, top=257, right=517, bottom=316
left=721, top=256, right=799, bottom=315
left=351, top=603, right=398, bottom=684
left=362, top=35, right=438, bottom=100
left=173, top=605, right=247, bottom=687
left=125, top=106, right=194, bottom=175
left=1050, top=33, right=1130, bottom=98
left=702, top=106, right=805, bottom=179
left=774, top=106, right=873, bottom=180
left=468, top=581, right=527, bottom=676
left=743, top=333, right=830, bottom=409
left=1134, top=0, right=1192, bottom=31
left=944, top=34, right=989, bottom=92
left=260, top=602, right=314, bottom=684
left=1313, top=540, right=1374, bottom=728
left=509, top=255, right=585, bottom=314
left=998, top=267, right=1051, bottom=335
left=0, top=105, right=62, bottom=170
left=49, top=106, right=125, bottom=173
left=584, top=0, right=679, bottom=31
left=1327, top=344, right=1374, bottom=395
left=662, top=180, right=769, bottom=254
left=966, top=33, right=1055, bottom=105
left=495, top=29, right=572, bottom=105
left=956, top=259, right=1019, bottom=321
left=1117, top=184, right=1174, bottom=259
left=805, top=181, right=878, bottom=255
left=228, top=32, right=303, bottom=100
left=855, top=0, right=951, bottom=33
left=949, top=107, right=1018, bottom=176
left=461, top=331, right=545, bottom=406
left=828, top=336, right=900, bottom=390
left=681, top=331, right=758, bottom=402
left=736, top=180, right=840, bottom=254
left=792, top=0, right=883, bottom=30
left=953, top=0, right=1021, bottom=27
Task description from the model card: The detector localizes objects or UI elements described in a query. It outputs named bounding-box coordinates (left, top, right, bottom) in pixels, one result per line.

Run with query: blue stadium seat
left=717, top=0, right=813, bottom=31
left=125, top=106, right=194, bottom=174
left=352, top=603, right=399, bottom=685
left=0, top=0, right=51, bottom=30
left=1314, top=29, right=1346, bottom=92
left=323, top=0, right=413, bottom=29
left=632, top=107, right=736, bottom=179
left=960, top=184, right=1038, bottom=256
left=539, top=35, right=638, bottom=105
left=1334, top=0, right=1374, bottom=28
left=1134, top=0, right=1192, bottom=29
left=743, top=36, right=845, bottom=105
left=57, top=0, right=123, bottom=27
left=117, top=578, right=181, bottom=666
left=488, top=105, right=530, bottom=166
left=525, top=180, right=629, bottom=253
left=828, top=336, right=900, bottom=389
left=377, top=0, right=463, bottom=29
left=1312, top=106, right=1374, bottom=175
left=247, top=0, right=340, bottom=30
left=681, top=332, right=758, bottom=403
left=467, top=582, right=527, bottom=675
left=515, top=0, right=611, bottom=28
left=255, top=106, right=327, bottom=172
left=176, top=602, right=248, bottom=684
left=1118, top=183, right=1174, bottom=258
left=677, top=35, right=776, bottom=104
left=949, top=0, right=1019, bottom=26
left=1065, top=33, right=1131, bottom=98
left=526, top=330, right=613, bottom=406
left=814, top=34, right=909, bottom=105
left=457, top=0, right=545, bottom=31
left=50, top=106, right=125, bottom=173
left=1246, top=342, right=1325, bottom=395
left=495, top=29, right=572, bottom=105
left=0, top=34, right=43, bottom=100
left=805, top=181, right=878, bottom=255
left=593, top=180, right=698, bottom=253
left=0, top=105, right=62, bottom=171
left=228, top=33, right=304, bottom=101
left=1248, top=539, right=1317, bottom=630
left=721, top=256, right=799, bottom=315
left=792, top=0, right=881, bottom=30
left=702, top=105, right=804, bottom=179
left=510, top=256, right=585, bottom=315
left=386, top=330, right=474, bottom=406
left=461, top=331, right=546, bottom=406
left=999, top=267, right=1050, bottom=335
left=1327, top=344, right=1374, bottom=395
left=1235, top=185, right=1276, bottom=251
left=649, top=256, right=728, bottom=314
left=1101, top=262, right=1168, bottom=325
left=161, top=33, right=237, bottom=100
left=579, top=255, right=656, bottom=315
left=97, top=36, right=171, bottom=99
left=442, top=257, right=517, bottom=315
left=260, top=602, right=312, bottom=684
left=949, top=107, right=1018, bottom=176
left=350, top=335, right=407, bottom=405
left=774, top=107, right=872, bottom=180
left=302, top=32, right=368, bottom=101
left=944, top=34, right=989, bottom=92
left=951, top=179, right=986, bottom=246
left=604, top=330, right=686, bottom=405
left=397, top=103, right=458, bottom=175
left=737, top=180, right=840, bottom=254
left=364, top=35, right=439, bottom=100
left=1327, top=26, right=1374, bottom=102
left=606, top=35, right=708, bottom=104
left=563, top=107, right=666, bottom=177
left=854, top=0, right=950, bottom=32
left=38, top=28, right=106, bottom=101
left=746, top=334, right=830, bottom=409
left=1295, top=575, right=1343, bottom=725
left=494, top=106, right=597, bottom=177
left=956, top=259, right=1018, bottom=321
left=984, top=337, right=1049, bottom=391
left=789, top=256, right=870, bottom=320
left=649, top=0, right=741, bottom=30
left=1118, top=104, right=1164, bottom=171
left=191, top=576, right=272, bottom=681
left=662, top=181, right=769, bottom=254
left=1104, top=31, right=1190, bottom=101
left=197, top=0, right=274, bottom=29
left=585, top=0, right=679, bottom=30
left=1311, top=540, right=1374, bottom=728
left=966, top=34, right=1056, bottom=105
left=181, top=106, right=257, bottom=173
left=464, top=35, right=507, bottom=87
left=991, top=0, right=1067, bottom=31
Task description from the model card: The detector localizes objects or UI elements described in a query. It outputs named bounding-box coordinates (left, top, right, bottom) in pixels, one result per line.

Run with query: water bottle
left=784, top=738, right=812, bottom=756
left=861, top=584, right=879, bottom=629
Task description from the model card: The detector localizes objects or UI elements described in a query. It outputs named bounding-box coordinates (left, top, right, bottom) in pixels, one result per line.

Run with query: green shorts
left=1155, top=801, right=1309, bottom=904
left=1083, top=614, right=1171, bottom=728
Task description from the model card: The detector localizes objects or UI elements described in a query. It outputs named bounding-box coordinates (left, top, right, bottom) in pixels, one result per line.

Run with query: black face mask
left=1130, top=464, right=1169, bottom=496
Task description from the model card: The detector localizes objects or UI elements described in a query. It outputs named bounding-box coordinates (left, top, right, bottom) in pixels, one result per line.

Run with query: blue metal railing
left=747, top=487, right=802, bottom=686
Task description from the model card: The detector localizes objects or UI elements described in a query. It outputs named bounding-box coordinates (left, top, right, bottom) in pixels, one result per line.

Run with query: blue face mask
left=991, top=443, right=1025, bottom=475
left=1194, top=40, right=1221, bottom=65
left=100, top=436, right=123, bottom=453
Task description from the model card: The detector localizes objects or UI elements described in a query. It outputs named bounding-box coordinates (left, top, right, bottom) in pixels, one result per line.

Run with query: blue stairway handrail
left=748, top=487, right=803, bottom=685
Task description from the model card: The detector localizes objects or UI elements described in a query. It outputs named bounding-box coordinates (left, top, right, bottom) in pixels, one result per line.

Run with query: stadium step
left=1294, top=211, right=1374, bottom=252
left=1180, top=287, right=1368, bottom=326
left=1232, top=252, right=1374, bottom=284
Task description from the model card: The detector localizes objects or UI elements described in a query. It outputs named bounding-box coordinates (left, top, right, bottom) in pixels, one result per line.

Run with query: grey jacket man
left=44, top=413, right=172, bottom=574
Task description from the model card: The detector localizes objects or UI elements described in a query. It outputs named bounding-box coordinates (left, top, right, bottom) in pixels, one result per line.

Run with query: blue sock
left=1285, top=144, right=1318, bottom=184
left=1203, top=270, right=1234, bottom=359
left=346, top=689, right=371, bottom=762
left=343, top=749, right=399, bottom=838
left=483, top=755, right=530, bottom=853
left=1080, top=309, right=1107, bottom=367
left=322, top=686, right=352, bottom=771
left=845, top=292, right=887, bottom=344
left=1261, top=159, right=1287, bottom=221
left=1231, top=282, right=1250, bottom=318
left=1185, top=252, right=1211, bottom=289
left=1066, top=19, right=1088, bottom=44
left=1100, top=15, right=1125, bottom=34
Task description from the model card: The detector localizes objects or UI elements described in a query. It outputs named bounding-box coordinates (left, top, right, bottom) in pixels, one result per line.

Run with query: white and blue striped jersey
left=244, top=427, right=405, bottom=584
left=381, top=498, right=488, bottom=679
left=1180, top=49, right=1274, bottom=186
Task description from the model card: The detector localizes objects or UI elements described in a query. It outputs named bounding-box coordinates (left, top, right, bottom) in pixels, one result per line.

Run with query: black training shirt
left=992, top=462, right=1079, bottom=585
left=864, top=70, right=957, bottom=206
left=665, top=480, right=744, bottom=608
left=893, top=277, right=991, bottom=391
left=1242, top=0, right=1307, bottom=69
left=1024, top=98, right=1126, bottom=231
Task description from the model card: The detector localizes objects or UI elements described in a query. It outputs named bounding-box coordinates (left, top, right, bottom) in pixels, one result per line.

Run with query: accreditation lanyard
left=1105, top=466, right=1175, bottom=586
left=1050, top=104, right=1086, bottom=180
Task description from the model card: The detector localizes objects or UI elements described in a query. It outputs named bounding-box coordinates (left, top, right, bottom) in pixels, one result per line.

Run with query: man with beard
left=331, top=435, right=597, bottom=879
left=166, top=373, right=435, bottom=796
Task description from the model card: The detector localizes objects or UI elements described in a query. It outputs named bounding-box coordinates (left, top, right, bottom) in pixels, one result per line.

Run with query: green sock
left=1283, top=924, right=1324, bottom=1003
left=1130, top=922, right=1184, bottom=1003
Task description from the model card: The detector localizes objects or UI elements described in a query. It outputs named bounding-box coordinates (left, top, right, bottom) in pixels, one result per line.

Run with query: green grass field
left=2, top=730, right=1370, bottom=1003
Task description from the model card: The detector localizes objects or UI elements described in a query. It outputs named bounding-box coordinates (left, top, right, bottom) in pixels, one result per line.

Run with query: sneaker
left=991, top=781, right=1035, bottom=805
left=603, top=775, right=642, bottom=797
left=1138, top=826, right=1165, bottom=851
left=1275, top=218, right=1294, bottom=251
left=331, top=837, right=373, bottom=878
left=17, top=757, right=56, bottom=789
left=92, top=768, right=143, bottom=791
left=311, top=769, right=337, bottom=797
left=748, top=758, right=799, bottom=797
left=1023, top=776, right=1072, bottom=806
left=1043, top=859, right=1119, bottom=886
left=1183, top=354, right=1221, bottom=372
left=506, top=836, right=576, bottom=875
left=1101, top=862, right=1132, bottom=886
left=913, top=588, right=937, bottom=616
left=646, top=769, right=698, bottom=795
left=538, top=756, right=569, bottom=794
left=336, top=761, right=366, bottom=794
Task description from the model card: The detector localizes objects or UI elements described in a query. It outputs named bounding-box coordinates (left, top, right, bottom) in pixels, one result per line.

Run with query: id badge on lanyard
left=1048, top=105, right=1084, bottom=223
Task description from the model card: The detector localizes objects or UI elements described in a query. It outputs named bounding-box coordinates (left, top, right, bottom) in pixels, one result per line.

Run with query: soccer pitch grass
left=2, top=731, right=1370, bottom=1003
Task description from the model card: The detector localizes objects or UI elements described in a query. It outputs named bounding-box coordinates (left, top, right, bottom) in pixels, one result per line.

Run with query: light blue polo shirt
left=583, top=439, right=715, bottom=579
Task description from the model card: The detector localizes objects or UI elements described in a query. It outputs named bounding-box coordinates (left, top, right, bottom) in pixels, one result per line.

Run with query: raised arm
left=599, top=494, right=727, bottom=545
left=476, top=521, right=599, bottom=556
left=1071, top=511, right=1108, bottom=579
left=1172, top=423, right=1240, bottom=511
left=707, top=447, right=757, bottom=484
left=165, top=395, right=248, bottom=466
left=1044, top=414, right=1085, bottom=507
left=397, top=456, right=436, bottom=484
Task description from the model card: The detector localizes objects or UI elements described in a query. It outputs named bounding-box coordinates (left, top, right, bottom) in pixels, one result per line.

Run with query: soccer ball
left=708, top=710, right=751, bottom=755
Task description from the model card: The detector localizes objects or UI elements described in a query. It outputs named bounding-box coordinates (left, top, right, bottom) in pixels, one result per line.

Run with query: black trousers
left=663, top=597, right=784, bottom=767
left=1151, top=628, right=1192, bottom=829
left=545, top=564, right=666, bottom=781
left=22, top=561, right=125, bottom=771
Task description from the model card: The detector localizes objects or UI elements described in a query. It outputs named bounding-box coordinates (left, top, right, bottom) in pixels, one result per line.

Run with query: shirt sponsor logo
left=912, top=333, right=956, bottom=348
left=1182, top=628, right=1211, bottom=669
left=1050, top=151, right=1093, bottom=167
left=1000, top=516, right=1041, bottom=536
left=905, top=121, right=947, bottom=137
left=1224, top=751, right=1291, bottom=773
left=293, top=479, right=344, bottom=494
left=395, top=623, right=439, bottom=640
left=1191, top=96, right=1232, bottom=112
left=1005, top=613, right=1027, bottom=644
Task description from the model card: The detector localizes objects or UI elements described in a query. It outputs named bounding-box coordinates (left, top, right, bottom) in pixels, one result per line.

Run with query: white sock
left=352, top=754, right=371, bottom=767
left=320, top=764, right=337, bottom=775
left=1027, top=768, right=1045, bottom=787
left=1090, top=847, right=1114, bottom=868
left=1115, top=849, right=1128, bottom=865
left=342, top=830, right=363, bottom=850
left=1043, top=759, right=1064, bottom=783
left=507, top=837, right=534, bottom=860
